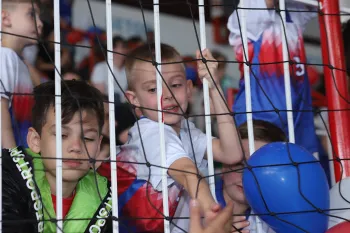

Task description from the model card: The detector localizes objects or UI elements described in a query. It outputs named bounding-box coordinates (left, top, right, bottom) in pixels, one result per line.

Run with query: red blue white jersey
left=98, top=118, right=208, bottom=232
left=0, top=47, right=34, bottom=148
left=227, top=0, right=318, bottom=153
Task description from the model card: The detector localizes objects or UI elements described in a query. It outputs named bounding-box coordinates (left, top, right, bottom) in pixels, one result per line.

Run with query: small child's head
left=27, top=80, right=105, bottom=184
left=2, top=0, right=43, bottom=50
left=222, top=120, right=286, bottom=206
left=125, top=43, right=192, bottom=128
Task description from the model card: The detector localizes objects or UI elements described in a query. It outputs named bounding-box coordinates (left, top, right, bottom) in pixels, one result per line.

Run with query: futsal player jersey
left=0, top=47, right=34, bottom=147
left=99, top=117, right=208, bottom=233
left=215, top=178, right=275, bottom=233
left=227, top=0, right=318, bottom=153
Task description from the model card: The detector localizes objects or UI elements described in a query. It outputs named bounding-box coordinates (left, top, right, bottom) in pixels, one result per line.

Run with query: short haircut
left=125, top=43, right=183, bottom=90
left=113, top=35, right=127, bottom=49
left=32, top=80, right=105, bottom=135
left=238, top=120, right=286, bottom=143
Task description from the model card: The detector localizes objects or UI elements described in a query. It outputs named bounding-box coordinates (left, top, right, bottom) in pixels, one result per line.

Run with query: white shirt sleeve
left=227, top=0, right=275, bottom=44
left=180, top=120, right=208, bottom=174
left=286, top=0, right=317, bottom=31
left=129, top=119, right=193, bottom=191
left=0, top=48, right=18, bottom=101
left=90, top=62, right=107, bottom=85
left=227, top=0, right=316, bottom=46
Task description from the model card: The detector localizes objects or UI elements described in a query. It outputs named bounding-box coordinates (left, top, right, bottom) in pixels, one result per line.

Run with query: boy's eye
left=172, top=84, right=182, bottom=88
left=148, top=88, right=156, bottom=93
left=29, top=10, right=35, bottom=17
left=84, top=137, right=95, bottom=142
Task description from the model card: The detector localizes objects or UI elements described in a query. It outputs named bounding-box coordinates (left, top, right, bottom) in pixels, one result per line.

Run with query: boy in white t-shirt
left=1, top=0, right=43, bottom=148
left=216, top=120, right=287, bottom=233
left=113, top=43, right=243, bottom=233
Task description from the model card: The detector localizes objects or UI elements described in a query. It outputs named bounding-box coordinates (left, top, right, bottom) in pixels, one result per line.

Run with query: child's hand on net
left=203, top=202, right=221, bottom=226
left=231, top=215, right=250, bottom=233
left=189, top=199, right=233, bottom=233
left=196, top=49, right=219, bottom=89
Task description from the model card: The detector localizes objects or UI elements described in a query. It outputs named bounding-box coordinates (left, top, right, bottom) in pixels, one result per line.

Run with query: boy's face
left=28, top=106, right=102, bottom=183
left=222, top=139, right=267, bottom=205
left=3, top=3, right=43, bottom=46
left=126, top=61, right=192, bottom=128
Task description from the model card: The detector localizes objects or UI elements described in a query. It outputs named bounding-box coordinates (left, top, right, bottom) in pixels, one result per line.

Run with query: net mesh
left=1, top=0, right=350, bottom=232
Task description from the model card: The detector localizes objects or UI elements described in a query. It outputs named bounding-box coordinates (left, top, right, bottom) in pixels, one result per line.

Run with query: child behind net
left=98, top=43, right=244, bottom=233
left=227, top=0, right=319, bottom=156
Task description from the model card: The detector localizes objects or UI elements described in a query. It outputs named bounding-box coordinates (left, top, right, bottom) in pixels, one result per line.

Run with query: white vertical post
left=198, top=0, right=216, bottom=200
left=106, top=0, right=119, bottom=232
left=279, top=0, right=296, bottom=144
left=153, top=1, right=170, bottom=233
left=238, top=2, right=262, bottom=232
left=53, top=0, right=63, bottom=231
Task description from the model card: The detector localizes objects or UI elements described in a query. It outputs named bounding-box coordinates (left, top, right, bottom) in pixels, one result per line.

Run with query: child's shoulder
left=0, top=47, right=20, bottom=61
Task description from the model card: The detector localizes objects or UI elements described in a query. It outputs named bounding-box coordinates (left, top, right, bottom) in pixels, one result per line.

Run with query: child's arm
left=196, top=49, right=243, bottom=165
left=1, top=99, right=16, bottom=149
left=168, top=157, right=218, bottom=216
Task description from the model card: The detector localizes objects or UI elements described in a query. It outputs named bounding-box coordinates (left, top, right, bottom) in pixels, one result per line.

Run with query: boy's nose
left=36, top=18, right=43, bottom=35
left=162, top=85, right=173, bottom=100
left=68, top=138, right=83, bottom=154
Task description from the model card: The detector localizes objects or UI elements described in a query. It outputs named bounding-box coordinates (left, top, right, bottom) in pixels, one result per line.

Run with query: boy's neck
left=223, top=188, right=249, bottom=216
left=45, top=172, right=78, bottom=198
left=2, top=36, right=25, bottom=55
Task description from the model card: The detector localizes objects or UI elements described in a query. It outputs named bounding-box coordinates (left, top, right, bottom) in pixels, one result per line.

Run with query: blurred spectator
left=91, top=35, right=128, bottom=104
left=127, top=36, right=144, bottom=51
left=211, top=50, right=236, bottom=98
left=36, top=29, right=72, bottom=80
left=0, top=0, right=43, bottom=148
left=62, top=68, right=82, bottom=81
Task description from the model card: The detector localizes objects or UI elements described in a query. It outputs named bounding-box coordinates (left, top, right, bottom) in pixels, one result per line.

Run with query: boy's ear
left=27, top=127, right=41, bottom=154
left=125, top=90, right=140, bottom=107
left=1, top=10, right=12, bottom=28
left=186, top=80, right=193, bottom=100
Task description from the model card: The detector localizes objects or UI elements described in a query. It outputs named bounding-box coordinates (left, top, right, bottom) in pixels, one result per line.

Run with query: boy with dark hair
left=1, top=0, right=43, bottom=148
left=216, top=120, right=287, bottom=233
left=106, top=43, right=243, bottom=233
left=2, top=80, right=112, bottom=232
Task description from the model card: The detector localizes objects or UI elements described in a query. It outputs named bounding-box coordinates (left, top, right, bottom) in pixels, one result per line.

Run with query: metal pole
left=318, top=0, right=350, bottom=182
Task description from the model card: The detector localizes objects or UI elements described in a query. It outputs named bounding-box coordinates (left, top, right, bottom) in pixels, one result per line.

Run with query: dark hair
left=32, top=80, right=105, bottom=135
left=113, top=35, right=127, bottom=49
left=238, top=120, right=286, bottom=143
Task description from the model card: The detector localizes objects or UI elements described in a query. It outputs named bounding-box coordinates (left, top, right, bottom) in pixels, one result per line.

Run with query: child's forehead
left=131, top=61, right=185, bottom=81
left=45, top=106, right=99, bottom=128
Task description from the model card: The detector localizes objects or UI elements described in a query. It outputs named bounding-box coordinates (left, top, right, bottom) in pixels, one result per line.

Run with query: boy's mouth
left=162, top=105, right=179, bottom=113
left=62, top=160, right=82, bottom=168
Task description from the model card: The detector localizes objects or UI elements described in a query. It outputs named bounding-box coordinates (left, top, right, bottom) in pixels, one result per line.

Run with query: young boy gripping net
left=1, top=0, right=43, bottom=148
left=106, top=43, right=243, bottom=233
